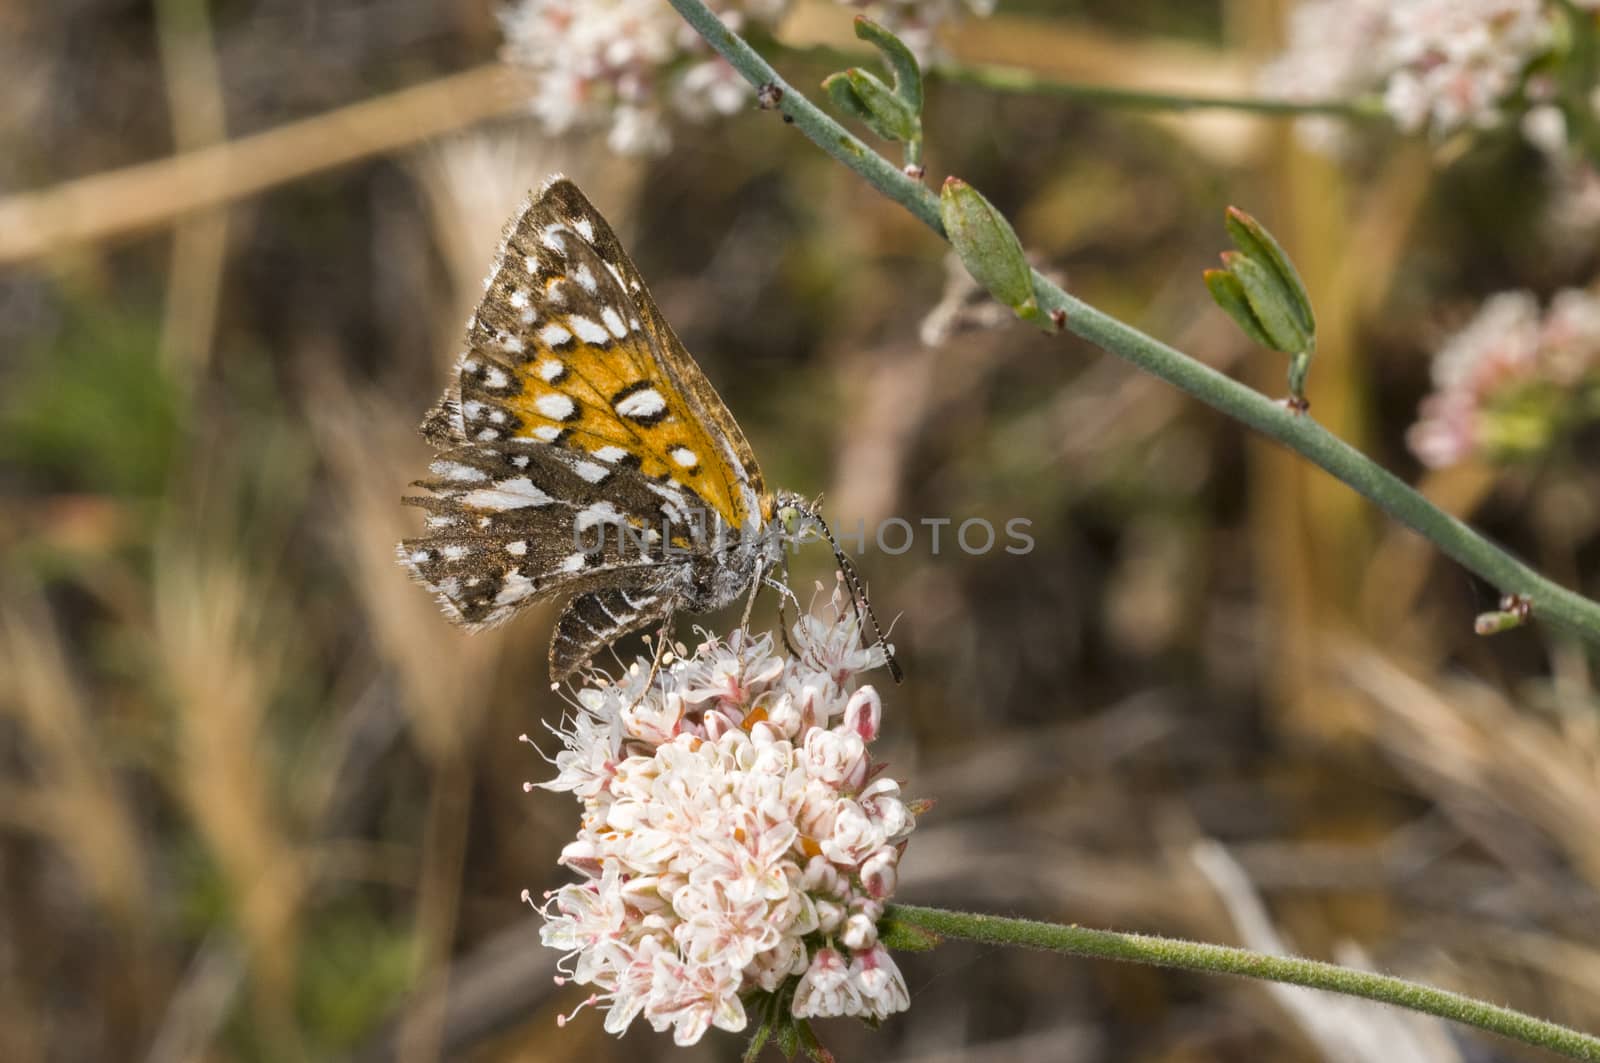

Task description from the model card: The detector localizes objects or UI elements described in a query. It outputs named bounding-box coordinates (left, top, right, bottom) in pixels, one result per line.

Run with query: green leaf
left=940, top=177, right=1038, bottom=318
left=775, top=1015, right=801, bottom=1057
left=743, top=1018, right=774, bottom=1063
left=1223, top=206, right=1315, bottom=339
left=1204, top=268, right=1276, bottom=350
left=853, top=15, right=923, bottom=114
left=1222, top=250, right=1312, bottom=355
left=822, top=71, right=877, bottom=126
left=844, top=66, right=919, bottom=142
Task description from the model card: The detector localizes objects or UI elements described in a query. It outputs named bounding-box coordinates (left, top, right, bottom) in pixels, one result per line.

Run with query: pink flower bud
left=843, top=685, right=882, bottom=741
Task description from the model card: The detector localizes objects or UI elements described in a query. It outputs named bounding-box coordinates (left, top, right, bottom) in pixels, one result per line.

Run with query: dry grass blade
left=0, top=63, right=529, bottom=266
left=0, top=593, right=149, bottom=924
left=152, top=546, right=306, bottom=1004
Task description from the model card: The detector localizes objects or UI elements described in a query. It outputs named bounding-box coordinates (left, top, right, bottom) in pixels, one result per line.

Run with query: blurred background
left=4, top=1, right=1600, bottom=1060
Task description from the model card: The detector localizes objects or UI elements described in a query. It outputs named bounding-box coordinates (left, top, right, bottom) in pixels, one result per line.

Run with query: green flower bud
left=1205, top=208, right=1318, bottom=402
left=940, top=177, right=1039, bottom=321
left=1224, top=207, right=1315, bottom=340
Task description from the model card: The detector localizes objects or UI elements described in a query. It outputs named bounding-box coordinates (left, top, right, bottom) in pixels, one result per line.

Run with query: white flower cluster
left=1262, top=0, right=1558, bottom=146
left=499, top=0, right=790, bottom=156
left=1408, top=288, right=1600, bottom=467
left=531, top=593, right=914, bottom=1045
left=499, top=0, right=997, bottom=154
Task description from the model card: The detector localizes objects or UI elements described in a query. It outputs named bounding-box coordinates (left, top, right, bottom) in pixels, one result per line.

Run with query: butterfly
left=397, top=175, right=898, bottom=683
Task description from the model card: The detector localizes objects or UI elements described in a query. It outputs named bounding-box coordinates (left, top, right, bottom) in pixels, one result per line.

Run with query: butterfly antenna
left=805, top=508, right=904, bottom=684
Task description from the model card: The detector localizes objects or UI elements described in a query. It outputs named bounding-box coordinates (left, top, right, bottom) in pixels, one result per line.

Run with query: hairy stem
left=668, top=0, right=1600, bottom=648
left=887, top=905, right=1600, bottom=1061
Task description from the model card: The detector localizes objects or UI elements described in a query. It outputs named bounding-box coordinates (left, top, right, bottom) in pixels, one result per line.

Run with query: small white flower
left=840, top=911, right=878, bottom=951
left=792, top=946, right=862, bottom=1018
left=851, top=944, right=911, bottom=1020
left=803, top=727, right=869, bottom=789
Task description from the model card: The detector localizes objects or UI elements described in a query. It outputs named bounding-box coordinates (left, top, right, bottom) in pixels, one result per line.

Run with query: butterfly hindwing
left=551, top=586, right=675, bottom=681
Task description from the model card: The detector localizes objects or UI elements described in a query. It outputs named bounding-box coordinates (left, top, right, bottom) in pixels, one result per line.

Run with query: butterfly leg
left=764, top=553, right=801, bottom=658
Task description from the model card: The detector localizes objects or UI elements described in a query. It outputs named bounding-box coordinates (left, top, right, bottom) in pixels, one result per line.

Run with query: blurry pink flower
left=1263, top=0, right=1557, bottom=149
left=1407, top=289, right=1600, bottom=467
left=499, top=0, right=789, bottom=156
left=501, top=0, right=996, bottom=154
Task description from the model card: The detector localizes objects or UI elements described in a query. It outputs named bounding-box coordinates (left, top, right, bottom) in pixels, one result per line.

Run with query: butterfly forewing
left=457, top=179, right=761, bottom=530
left=398, top=175, right=774, bottom=678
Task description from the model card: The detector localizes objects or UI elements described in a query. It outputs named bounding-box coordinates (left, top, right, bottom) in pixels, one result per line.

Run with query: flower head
left=1262, top=0, right=1557, bottom=149
left=500, top=0, right=997, bottom=154
left=499, top=0, right=790, bottom=156
left=1408, top=288, right=1600, bottom=467
left=531, top=586, right=914, bottom=1045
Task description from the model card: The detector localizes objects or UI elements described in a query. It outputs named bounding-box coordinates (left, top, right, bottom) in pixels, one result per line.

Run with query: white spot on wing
left=535, top=393, right=576, bottom=420
left=670, top=447, right=698, bottom=468
left=495, top=572, right=536, bottom=605
left=540, top=324, right=573, bottom=347
left=569, top=315, right=609, bottom=345
left=499, top=335, right=525, bottom=355
left=537, top=359, right=564, bottom=382
left=484, top=367, right=509, bottom=389
left=462, top=477, right=554, bottom=510
left=571, top=459, right=609, bottom=483
left=574, top=217, right=596, bottom=242
left=506, top=541, right=528, bottom=556
left=532, top=426, right=561, bottom=442
left=442, top=544, right=470, bottom=561
left=592, top=445, right=629, bottom=463
left=540, top=230, right=567, bottom=253
left=561, top=553, right=587, bottom=573
left=601, top=306, right=628, bottom=338
left=573, top=264, right=598, bottom=293
left=430, top=461, right=488, bottom=483
left=615, top=388, right=666, bottom=419
left=575, top=501, right=624, bottom=532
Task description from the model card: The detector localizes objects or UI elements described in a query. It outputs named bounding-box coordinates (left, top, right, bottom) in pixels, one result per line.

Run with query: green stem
left=887, top=905, right=1600, bottom=1061
left=667, top=0, right=1600, bottom=649
left=934, top=60, right=1380, bottom=118
left=1559, top=0, right=1600, bottom=167
left=782, top=42, right=1376, bottom=118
